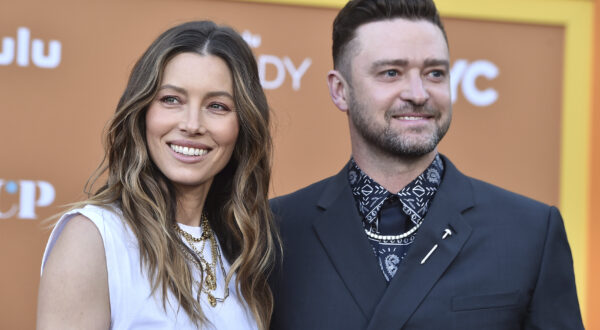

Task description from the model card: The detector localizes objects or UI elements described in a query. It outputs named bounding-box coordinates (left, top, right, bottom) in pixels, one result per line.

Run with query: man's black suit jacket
left=269, top=155, right=583, bottom=329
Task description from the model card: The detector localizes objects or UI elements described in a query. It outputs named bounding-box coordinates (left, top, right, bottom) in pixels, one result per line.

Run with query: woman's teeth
left=170, top=144, right=208, bottom=156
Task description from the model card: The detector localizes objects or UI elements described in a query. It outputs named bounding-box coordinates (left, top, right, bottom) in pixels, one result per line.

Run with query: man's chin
left=376, top=140, right=438, bottom=159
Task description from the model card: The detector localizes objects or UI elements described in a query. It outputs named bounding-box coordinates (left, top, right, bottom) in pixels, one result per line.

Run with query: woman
left=37, top=21, right=278, bottom=329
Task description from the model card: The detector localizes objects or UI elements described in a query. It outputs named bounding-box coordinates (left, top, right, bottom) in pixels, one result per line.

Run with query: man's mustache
left=385, top=104, right=438, bottom=120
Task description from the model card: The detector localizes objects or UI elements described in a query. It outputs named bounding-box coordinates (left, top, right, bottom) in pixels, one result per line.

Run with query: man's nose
left=400, top=73, right=429, bottom=106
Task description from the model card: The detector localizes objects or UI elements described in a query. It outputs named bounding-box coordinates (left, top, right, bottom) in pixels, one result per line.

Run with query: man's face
left=344, top=18, right=452, bottom=158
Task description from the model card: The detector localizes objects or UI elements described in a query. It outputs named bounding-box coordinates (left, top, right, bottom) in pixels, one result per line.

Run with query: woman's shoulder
left=60, top=204, right=128, bottom=239
left=41, top=212, right=109, bottom=276
left=44, top=212, right=108, bottom=261
left=38, top=212, right=112, bottom=328
left=41, top=204, right=130, bottom=271
left=63, top=204, right=123, bottom=227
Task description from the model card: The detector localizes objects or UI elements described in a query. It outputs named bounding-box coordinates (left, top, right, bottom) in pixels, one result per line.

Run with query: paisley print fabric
left=348, top=154, right=444, bottom=281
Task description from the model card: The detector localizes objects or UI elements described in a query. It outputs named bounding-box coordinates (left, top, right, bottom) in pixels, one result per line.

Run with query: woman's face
left=146, top=52, right=239, bottom=191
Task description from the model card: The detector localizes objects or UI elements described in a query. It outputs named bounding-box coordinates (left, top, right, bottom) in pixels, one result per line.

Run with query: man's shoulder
left=270, top=174, right=337, bottom=210
left=442, top=155, right=553, bottom=211
left=460, top=174, right=554, bottom=219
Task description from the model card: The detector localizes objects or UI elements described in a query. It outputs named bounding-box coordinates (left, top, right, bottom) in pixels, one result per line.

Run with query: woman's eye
left=160, top=96, right=180, bottom=105
left=208, top=103, right=230, bottom=112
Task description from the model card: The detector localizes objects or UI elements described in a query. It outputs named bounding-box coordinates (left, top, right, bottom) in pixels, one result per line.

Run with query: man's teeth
left=398, top=116, right=424, bottom=120
left=170, top=144, right=208, bottom=156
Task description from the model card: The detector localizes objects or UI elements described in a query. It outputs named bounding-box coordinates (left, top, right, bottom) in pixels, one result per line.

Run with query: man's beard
left=347, top=92, right=451, bottom=158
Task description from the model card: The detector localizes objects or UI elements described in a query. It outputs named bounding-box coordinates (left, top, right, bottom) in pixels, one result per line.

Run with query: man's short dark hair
left=332, top=0, right=447, bottom=74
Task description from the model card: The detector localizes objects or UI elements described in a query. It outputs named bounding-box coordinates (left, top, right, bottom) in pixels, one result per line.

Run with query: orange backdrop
left=0, top=0, right=594, bottom=328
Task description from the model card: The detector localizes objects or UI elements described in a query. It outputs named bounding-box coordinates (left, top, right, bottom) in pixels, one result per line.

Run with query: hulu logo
left=0, top=27, right=61, bottom=69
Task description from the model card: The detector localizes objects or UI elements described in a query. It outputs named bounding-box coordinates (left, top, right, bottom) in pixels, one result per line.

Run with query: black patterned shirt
left=348, top=154, right=444, bottom=281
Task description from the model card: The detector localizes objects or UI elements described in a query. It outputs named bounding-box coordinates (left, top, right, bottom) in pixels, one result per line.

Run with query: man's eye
left=429, top=70, right=445, bottom=78
left=384, top=70, right=399, bottom=77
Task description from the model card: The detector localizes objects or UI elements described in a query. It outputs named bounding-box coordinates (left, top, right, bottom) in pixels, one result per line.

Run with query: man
left=269, top=0, right=584, bottom=329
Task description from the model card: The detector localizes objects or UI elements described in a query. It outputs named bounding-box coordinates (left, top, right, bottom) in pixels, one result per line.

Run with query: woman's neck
left=174, top=181, right=212, bottom=227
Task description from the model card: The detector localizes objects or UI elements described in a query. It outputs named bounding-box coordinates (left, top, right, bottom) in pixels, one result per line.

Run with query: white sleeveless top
left=41, top=204, right=258, bottom=330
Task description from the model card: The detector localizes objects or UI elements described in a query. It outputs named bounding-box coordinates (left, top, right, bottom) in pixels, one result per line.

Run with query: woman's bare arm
left=37, top=215, right=110, bottom=330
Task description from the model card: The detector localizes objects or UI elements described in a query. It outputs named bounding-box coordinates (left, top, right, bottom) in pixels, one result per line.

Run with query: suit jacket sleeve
left=523, top=206, right=584, bottom=329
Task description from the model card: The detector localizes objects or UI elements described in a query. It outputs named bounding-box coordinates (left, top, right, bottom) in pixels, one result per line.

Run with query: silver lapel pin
left=442, top=228, right=452, bottom=239
left=421, top=228, right=453, bottom=264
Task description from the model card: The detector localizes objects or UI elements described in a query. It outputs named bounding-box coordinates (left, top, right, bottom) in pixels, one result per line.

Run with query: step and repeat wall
left=0, top=0, right=594, bottom=328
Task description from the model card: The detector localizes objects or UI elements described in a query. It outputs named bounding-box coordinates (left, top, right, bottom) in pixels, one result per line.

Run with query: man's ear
left=327, top=70, right=350, bottom=112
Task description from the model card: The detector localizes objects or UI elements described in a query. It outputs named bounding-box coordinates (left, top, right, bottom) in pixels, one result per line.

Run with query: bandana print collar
left=348, top=154, right=444, bottom=231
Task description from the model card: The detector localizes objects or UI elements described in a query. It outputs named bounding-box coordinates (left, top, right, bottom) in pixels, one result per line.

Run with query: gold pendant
left=204, top=271, right=216, bottom=290
left=207, top=293, right=217, bottom=307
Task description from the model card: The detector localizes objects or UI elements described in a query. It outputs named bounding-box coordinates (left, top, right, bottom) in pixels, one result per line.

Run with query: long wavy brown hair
left=75, top=21, right=278, bottom=328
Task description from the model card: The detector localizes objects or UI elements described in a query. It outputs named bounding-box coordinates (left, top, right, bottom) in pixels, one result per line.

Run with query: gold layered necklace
left=174, top=214, right=229, bottom=307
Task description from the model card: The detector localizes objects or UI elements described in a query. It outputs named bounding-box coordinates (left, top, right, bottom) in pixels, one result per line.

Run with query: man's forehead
left=352, top=18, right=448, bottom=55
left=369, top=58, right=450, bottom=70
left=355, top=17, right=444, bottom=37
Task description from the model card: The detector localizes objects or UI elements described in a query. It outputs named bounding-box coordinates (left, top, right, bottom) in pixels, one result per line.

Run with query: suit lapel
left=367, top=156, right=475, bottom=330
left=313, top=166, right=388, bottom=319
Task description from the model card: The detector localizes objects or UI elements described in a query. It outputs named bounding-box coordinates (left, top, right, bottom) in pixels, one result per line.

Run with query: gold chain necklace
left=174, top=214, right=229, bottom=307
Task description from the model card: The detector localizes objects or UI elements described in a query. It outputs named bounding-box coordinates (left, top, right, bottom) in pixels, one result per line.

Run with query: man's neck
left=352, top=148, right=437, bottom=194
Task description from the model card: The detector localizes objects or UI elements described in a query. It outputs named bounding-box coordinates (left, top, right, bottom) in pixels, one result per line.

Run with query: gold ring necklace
left=174, top=214, right=229, bottom=307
